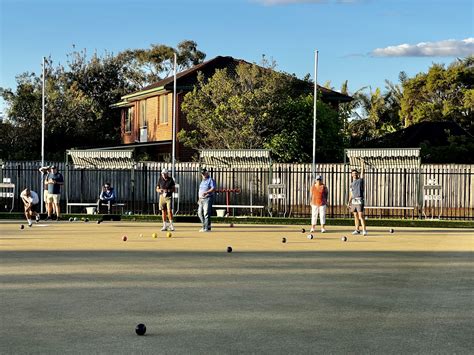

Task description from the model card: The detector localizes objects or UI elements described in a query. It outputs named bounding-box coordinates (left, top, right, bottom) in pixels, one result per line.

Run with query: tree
left=265, top=94, right=343, bottom=162
left=118, top=40, right=206, bottom=88
left=347, top=79, right=404, bottom=145
left=178, top=60, right=344, bottom=162
left=400, top=56, right=474, bottom=134
left=0, top=73, right=43, bottom=160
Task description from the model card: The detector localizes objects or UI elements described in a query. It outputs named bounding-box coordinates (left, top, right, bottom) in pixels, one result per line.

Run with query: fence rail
left=1, top=161, right=473, bottom=220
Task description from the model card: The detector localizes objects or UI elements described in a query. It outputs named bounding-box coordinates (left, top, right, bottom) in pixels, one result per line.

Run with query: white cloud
left=371, top=38, right=474, bottom=57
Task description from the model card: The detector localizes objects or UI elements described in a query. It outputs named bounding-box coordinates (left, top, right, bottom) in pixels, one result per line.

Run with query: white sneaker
left=362, top=230, right=368, bottom=236
left=161, top=225, right=168, bottom=231
left=169, top=224, right=175, bottom=231
left=310, top=229, right=315, bottom=233
left=352, top=230, right=360, bottom=235
left=35, top=215, right=40, bottom=223
left=321, top=229, right=326, bottom=233
left=199, top=228, right=205, bottom=232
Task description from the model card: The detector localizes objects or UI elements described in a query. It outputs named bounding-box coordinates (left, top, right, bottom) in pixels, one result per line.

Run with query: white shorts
left=47, top=194, right=61, bottom=203
left=43, top=190, right=49, bottom=202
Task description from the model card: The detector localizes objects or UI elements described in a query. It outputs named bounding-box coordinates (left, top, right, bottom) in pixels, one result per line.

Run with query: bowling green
left=1, top=221, right=473, bottom=354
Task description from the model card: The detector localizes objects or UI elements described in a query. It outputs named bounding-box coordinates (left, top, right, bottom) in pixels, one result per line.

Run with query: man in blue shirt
left=197, top=168, right=216, bottom=232
left=98, top=182, right=117, bottom=214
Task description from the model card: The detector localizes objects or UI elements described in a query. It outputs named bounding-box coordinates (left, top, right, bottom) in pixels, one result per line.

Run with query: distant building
left=112, top=55, right=352, bottom=161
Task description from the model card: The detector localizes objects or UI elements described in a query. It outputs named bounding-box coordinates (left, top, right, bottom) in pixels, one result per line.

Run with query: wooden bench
left=213, top=204, right=265, bottom=217
left=67, top=202, right=126, bottom=214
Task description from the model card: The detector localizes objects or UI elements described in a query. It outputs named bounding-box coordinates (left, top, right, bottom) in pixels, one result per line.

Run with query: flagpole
left=171, top=53, right=177, bottom=179
left=312, top=50, right=318, bottom=180
left=41, top=57, right=46, bottom=213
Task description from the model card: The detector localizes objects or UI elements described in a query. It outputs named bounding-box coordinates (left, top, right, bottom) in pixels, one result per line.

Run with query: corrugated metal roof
left=67, top=150, right=135, bottom=169
left=345, top=148, right=421, bottom=168
left=200, top=149, right=272, bottom=167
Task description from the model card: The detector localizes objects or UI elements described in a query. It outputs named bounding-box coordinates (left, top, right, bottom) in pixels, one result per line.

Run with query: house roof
left=362, top=121, right=472, bottom=148
left=115, top=55, right=352, bottom=104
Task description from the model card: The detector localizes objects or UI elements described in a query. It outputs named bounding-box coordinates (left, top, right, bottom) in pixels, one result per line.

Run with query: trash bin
left=86, top=207, right=96, bottom=215
left=216, top=209, right=226, bottom=217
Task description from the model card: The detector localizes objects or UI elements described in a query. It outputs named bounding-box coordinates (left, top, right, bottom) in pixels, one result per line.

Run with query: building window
left=125, top=107, right=133, bottom=133
left=140, top=101, right=147, bottom=128
left=160, top=94, right=169, bottom=124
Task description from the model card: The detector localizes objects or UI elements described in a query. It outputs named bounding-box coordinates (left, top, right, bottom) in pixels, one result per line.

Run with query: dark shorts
left=350, top=198, right=364, bottom=213
left=351, top=203, right=365, bottom=213
left=26, top=203, right=39, bottom=213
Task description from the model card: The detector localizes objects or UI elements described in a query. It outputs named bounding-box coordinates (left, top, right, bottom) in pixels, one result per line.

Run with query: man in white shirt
left=20, top=188, right=40, bottom=227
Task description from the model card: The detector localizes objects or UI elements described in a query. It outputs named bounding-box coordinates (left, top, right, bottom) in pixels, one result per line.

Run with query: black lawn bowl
left=135, top=323, right=146, bottom=336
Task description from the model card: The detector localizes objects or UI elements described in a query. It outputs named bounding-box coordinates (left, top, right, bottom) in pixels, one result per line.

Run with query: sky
left=0, top=0, right=473, bottom=114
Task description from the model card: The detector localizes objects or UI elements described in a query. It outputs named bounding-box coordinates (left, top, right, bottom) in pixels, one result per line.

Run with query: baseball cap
left=161, top=168, right=168, bottom=174
left=316, top=175, right=323, bottom=180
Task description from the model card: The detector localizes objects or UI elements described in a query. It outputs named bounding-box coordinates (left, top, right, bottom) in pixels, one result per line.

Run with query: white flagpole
left=41, top=57, right=46, bottom=213
left=171, top=53, right=177, bottom=179
left=312, top=50, right=319, bottom=180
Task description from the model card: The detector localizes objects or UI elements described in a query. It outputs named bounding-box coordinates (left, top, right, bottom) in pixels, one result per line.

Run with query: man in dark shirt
left=156, top=168, right=176, bottom=231
left=46, top=165, right=64, bottom=220
left=98, top=183, right=117, bottom=214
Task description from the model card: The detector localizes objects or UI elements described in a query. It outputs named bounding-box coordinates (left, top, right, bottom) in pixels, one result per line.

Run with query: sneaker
left=310, top=229, right=315, bottom=233
left=161, top=226, right=168, bottom=231
left=28, top=221, right=33, bottom=227
left=362, top=230, right=368, bottom=236
left=169, top=224, right=175, bottom=231
left=352, top=230, right=360, bottom=235
left=46, top=216, right=51, bottom=221
left=321, top=229, right=326, bottom=233
left=199, top=229, right=210, bottom=232
left=35, top=215, right=40, bottom=223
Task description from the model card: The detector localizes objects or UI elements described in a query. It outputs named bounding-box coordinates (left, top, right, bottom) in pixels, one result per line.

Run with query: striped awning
left=200, top=149, right=272, bottom=167
left=67, top=150, right=135, bottom=169
left=345, top=148, right=421, bottom=168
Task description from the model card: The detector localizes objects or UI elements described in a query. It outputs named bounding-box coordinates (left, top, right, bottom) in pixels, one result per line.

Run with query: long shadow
left=1, top=249, right=472, bottom=261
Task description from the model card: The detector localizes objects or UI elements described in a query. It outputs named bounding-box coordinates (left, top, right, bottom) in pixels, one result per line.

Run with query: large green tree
left=346, top=78, right=404, bottom=146
left=117, top=40, right=206, bottom=88
left=0, top=52, right=133, bottom=160
left=179, top=60, right=344, bottom=162
left=400, top=56, right=474, bottom=134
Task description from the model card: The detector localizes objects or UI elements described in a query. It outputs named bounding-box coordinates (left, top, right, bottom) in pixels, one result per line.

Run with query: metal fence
left=1, top=161, right=473, bottom=220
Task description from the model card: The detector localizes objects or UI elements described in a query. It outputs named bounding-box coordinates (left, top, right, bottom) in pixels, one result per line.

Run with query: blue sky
left=0, top=0, right=473, bottom=113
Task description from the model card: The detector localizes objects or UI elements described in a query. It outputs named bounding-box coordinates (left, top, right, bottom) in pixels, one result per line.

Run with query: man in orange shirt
left=310, top=175, right=328, bottom=233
